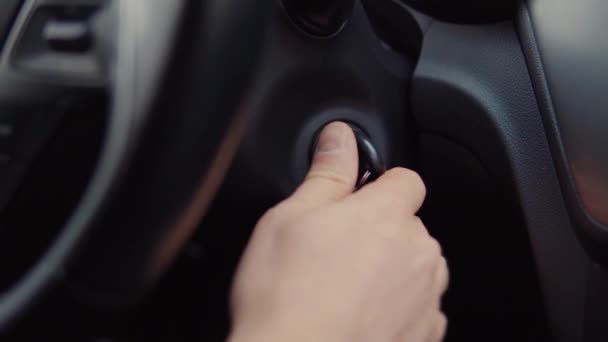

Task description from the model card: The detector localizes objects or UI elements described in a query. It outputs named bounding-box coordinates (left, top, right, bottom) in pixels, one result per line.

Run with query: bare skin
left=229, top=122, right=449, bottom=342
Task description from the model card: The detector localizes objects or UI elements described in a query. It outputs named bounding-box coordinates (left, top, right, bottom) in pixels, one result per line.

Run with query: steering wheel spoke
left=0, top=0, right=271, bottom=333
left=1, top=0, right=111, bottom=88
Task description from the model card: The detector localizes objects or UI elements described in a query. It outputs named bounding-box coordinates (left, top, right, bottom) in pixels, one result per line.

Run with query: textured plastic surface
left=518, top=0, right=608, bottom=260
left=412, top=20, right=590, bottom=342
left=207, top=1, right=412, bottom=225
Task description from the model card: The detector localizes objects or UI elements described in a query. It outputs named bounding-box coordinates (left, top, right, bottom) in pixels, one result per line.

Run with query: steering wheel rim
left=0, top=0, right=270, bottom=329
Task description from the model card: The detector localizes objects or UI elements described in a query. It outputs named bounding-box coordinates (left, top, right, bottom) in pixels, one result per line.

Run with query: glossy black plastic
left=351, top=125, right=386, bottom=187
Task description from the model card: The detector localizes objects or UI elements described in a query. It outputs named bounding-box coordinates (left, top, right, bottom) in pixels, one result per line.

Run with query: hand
left=229, top=122, right=449, bottom=342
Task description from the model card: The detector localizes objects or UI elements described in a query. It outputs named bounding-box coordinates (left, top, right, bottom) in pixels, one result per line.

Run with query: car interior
left=0, top=0, right=606, bottom=341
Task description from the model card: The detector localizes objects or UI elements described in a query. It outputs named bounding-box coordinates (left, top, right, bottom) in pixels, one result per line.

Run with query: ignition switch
left=311, top=124, right=386, bottom=189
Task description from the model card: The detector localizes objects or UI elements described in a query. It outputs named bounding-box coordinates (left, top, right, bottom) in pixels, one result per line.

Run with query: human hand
left=229, top=122, right=448, bottom=342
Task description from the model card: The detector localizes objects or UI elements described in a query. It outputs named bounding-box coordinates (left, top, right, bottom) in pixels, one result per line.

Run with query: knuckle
left=394, top=168, right=426, bottom=192
left=386, top=168, right=427, bottom=198
left=406, top=170, right=427, bottom=199
left=426, top=237, right=444, bottom=259
left=437, top=257, right=450, bottom=293
left=418, top=237, right=444, bottom=268
left=432, top=313, right=448, bottom=342
left=412, top=216, right=426, bottom=230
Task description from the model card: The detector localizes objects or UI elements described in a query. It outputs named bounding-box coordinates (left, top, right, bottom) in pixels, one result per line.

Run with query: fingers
left=347, top=167, right=427, bottom=215
left=435, top=257, right=450, bottom=297
left=400, top=310, right=447, bottom=342
left=288, top=122, right=359, bottom=211
left=428, top=312, right=448, bottom=342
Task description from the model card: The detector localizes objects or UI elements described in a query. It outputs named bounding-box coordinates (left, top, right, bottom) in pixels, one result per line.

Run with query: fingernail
left=316, top=122, right=347, bottom=153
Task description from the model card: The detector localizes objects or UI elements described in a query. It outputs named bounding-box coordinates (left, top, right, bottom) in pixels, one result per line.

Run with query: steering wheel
left=0, top=0, right=271, bottom=330
left=1, top=0, right=608, bottom=341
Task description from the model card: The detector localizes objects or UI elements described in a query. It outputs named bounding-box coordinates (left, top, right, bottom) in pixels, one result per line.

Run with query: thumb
left=289, top=122, right=359, bottom=210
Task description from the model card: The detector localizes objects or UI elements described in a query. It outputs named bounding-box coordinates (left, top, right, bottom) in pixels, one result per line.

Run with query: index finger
left=344, top=168, right=427, bottom=215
